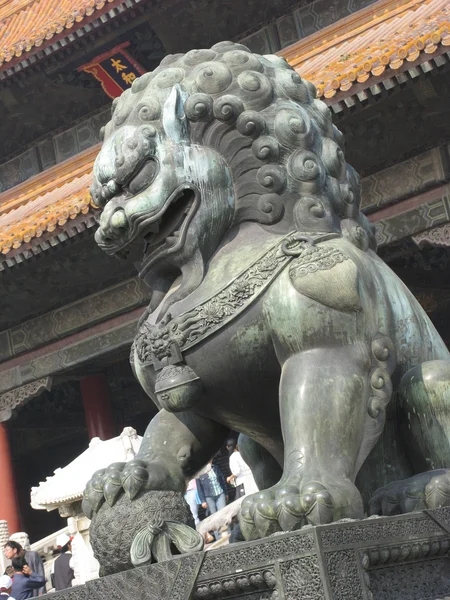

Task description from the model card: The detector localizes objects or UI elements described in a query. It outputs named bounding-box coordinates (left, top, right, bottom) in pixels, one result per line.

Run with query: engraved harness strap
left=135, top=231, right=340, bottom=370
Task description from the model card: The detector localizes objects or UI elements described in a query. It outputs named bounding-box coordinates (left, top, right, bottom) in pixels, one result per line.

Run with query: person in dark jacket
left=11, top=557, right=45, bottom=600
left=4, top=539, right=46, bottom=597
left=51, top=534, right=74, bottom=591
left=196, top=461, right=227, bottom=540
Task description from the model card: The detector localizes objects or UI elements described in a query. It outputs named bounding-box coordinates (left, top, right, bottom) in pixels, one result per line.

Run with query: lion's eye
left=128, top=158, right=158, bottom=195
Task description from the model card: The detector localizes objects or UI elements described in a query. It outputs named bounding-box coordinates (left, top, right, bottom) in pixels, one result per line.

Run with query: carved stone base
left=41, top=508, right=450, bottom=600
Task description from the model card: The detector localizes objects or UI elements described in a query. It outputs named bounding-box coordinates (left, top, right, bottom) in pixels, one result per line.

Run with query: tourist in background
left=226, top=439, right=259, bottom=498
left=10, top=557, right=45, bottom=600
left=213, top=446, right=236, bottom=503
left=184, top=479, right=200, bottom=526
left=7, top=534, right=46, bottom=597
left=51, top=534, right=74, bottom=591
left=196, top=460, right=227, bottom=540
left=0, top=575, right=13, bottom=600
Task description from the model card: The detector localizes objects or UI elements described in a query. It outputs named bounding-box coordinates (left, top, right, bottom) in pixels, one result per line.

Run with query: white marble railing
left=30, top=525, right=70, bottom=555
left=30, top=525, right=70, bottom=594
left=197, top=497, right=243, bottom=540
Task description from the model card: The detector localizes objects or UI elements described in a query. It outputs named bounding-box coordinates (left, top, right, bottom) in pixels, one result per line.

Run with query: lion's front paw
left=240, top=478, right=362, bottom=540
left=369, top=469, right=450, bottom=516
left=82, top=458, right=185, bottom=518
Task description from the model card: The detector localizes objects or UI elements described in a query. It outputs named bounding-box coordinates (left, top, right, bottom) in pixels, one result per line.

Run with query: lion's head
left=91, top=41, right=375, bottom=306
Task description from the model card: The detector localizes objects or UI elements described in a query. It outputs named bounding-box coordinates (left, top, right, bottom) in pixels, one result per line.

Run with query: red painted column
left=0, top=423, right=21, bottom=534
left=80, top=375, right=116, bottom=440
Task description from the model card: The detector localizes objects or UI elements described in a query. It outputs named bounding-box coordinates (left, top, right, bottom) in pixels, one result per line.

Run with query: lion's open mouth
left=139, top=187, right=197, bottom=276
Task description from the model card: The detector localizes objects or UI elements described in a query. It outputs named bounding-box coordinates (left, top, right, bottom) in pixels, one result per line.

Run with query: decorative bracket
left=0, top=376, right=52, bottom=422
left=413, top=223, right=450, bottom=248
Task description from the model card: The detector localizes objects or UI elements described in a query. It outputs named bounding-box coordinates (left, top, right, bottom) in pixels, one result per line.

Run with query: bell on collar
left=155, top=364, right=203, bottom=412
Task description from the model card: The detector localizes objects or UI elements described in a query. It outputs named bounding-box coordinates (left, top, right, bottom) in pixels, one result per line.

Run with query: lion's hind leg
left=369, top=360, right=450, bottom=516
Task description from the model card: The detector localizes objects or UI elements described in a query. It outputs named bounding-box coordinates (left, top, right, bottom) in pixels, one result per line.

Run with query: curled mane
left=102, top=41, right=376, bottom=250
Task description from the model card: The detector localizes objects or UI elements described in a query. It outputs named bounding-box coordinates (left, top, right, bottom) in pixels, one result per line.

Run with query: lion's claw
left=103, top=464, right=125, bottom=506
left=300, top=483, right=334, bottom=524
left=82, top=483, right=105, bottom=518
left=369, top=469, right=450, bottom=516
left=82, top=460, right=153, bottom=515
left=425, top=471, right=450, bottom=508
left=90, top=468, right=106, bottom=490
left=240, top=478, right=362, bottom=540
left=241, top=495, right=277, bottom=540
left=122, top=463, right=149, bottom=500
left=82, top=458, right=185, bottom=517
left=273, top=486, right=303, bottom=531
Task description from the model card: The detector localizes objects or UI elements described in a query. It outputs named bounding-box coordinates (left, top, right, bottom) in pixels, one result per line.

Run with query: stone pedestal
left=40, top=507, right=450, bottom=600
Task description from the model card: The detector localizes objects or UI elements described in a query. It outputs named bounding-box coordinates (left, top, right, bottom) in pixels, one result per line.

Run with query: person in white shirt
left=184, top=479, right=200, bottom=525
left=226, top=439, right=258, bottom=498
left=0, top=574, right=14, bottom=600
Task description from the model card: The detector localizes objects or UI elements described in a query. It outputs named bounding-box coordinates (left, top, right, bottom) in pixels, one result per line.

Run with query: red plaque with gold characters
left=78, top=42, right=146, bottom=98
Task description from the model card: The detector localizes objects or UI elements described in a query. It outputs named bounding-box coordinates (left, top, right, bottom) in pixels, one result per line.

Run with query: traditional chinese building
left=0, top=0, right=449, bottom=541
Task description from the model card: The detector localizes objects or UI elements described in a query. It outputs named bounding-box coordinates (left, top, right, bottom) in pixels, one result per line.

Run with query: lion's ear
left=162, top=84, right=190, bottom=143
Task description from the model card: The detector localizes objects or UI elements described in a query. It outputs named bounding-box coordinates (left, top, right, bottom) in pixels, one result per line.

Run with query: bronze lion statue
left=83, top=41, right=450, bottom=569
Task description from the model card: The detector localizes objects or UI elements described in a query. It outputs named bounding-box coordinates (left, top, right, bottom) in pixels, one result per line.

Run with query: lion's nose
left=96, top=208, right=129, bottom=245
left=110, top=210, right=127, bottom=230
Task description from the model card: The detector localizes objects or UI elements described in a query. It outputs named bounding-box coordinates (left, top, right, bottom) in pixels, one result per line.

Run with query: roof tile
left=281, top=0, right=450, bottom=99
left=0, top=0, right=120, bottom=67
left=0, top=150, right=97, bottom=255
left=2, top=0, right=449, bottom=256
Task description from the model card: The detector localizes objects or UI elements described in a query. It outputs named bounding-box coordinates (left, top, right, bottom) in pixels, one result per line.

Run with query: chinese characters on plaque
left=78, top=42, right=146, bottom=99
